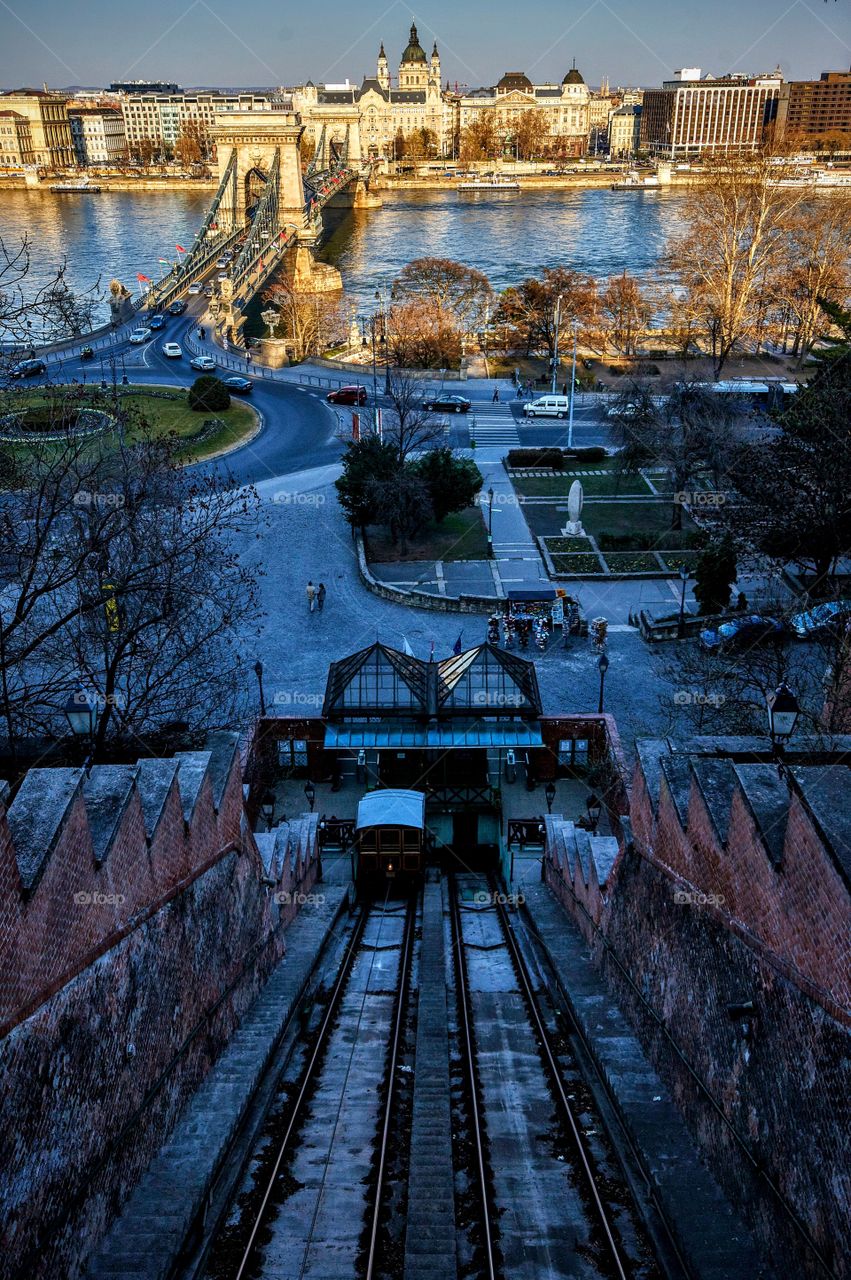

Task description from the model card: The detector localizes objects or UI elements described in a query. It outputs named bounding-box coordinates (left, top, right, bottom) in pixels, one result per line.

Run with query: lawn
left=365, top=505, right=488, bottom=562
left=512, top=463, right=653, bottom=498
left=580, top=501, right=699, bottom=550
left=0, top=384, right=259, bottom=466
left=600, top=551, right=662, bottom=573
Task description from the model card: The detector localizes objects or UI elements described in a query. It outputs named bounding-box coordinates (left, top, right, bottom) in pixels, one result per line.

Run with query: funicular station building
left=251, top=641, right=624, bottom=879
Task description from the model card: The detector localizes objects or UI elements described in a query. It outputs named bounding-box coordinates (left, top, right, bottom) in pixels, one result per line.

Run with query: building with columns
left=455, top=63, right=590, bottom=157
left=0, top=88, right=74, bottom=168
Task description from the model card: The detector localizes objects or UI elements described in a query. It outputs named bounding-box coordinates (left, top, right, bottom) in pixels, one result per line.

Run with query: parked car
left=700, top=615, right=788, bottom=652
left=523, top=394, right=570, bottom=418
left=187, top=282, right=203, bottom=295
left=790, top=600, right=851, bottom=639
left=422, top=393, right=471, bottom=413
left=327, top=385, right=368, bottom=405
left=223, top=376, right=253, bottom=393
left=148, top=313, right=167, bottom=330
left=128, top=328, right=151, bottom=344
left=190, top=355, right=216, bottom=372
left=161, top=342, right=183, bottom=358
left=167, top=300, right=187, bottom=315
left=9, top=358, right=47, bottom=379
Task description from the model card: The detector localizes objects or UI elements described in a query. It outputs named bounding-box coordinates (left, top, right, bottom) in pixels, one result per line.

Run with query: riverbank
left=374, top=172, right=703, bottom=191
left=0, top=176, right=217, bottom=193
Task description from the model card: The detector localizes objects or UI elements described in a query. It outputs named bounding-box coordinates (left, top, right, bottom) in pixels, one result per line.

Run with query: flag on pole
left=137, top=273, right=151, bottom=283
left=402, top=636, right=415, bottom=657
left=453, top=631, right=463, bottom=655
left=175, top=244, right=186, bottom=254
left=158, top=258, right=170, bottom=265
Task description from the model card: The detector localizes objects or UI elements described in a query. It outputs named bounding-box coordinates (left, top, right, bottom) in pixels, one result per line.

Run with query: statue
left=108, top=278, right=134, bottom=327
left=561, top=479, right=585, bottom=537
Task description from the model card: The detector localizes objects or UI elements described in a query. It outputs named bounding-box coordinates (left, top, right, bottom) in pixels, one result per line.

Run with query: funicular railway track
left=450, top=872, right=668, bottom=1280
left=201, top=895, right=416, bottom=1280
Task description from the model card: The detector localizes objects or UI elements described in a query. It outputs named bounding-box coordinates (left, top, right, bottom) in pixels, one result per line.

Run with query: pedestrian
left=562, top=381, right=568, bottom=396
left=246, top=350, right=252, bottom=366
left=492, top=387, right=499, bottom=403
left=306, top=580, right=316, bottom=612
left=317, top=582, right=326, bottom=612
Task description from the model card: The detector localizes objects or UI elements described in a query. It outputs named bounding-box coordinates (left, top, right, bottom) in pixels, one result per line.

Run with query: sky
left=0, top=0, right=849, bottom=91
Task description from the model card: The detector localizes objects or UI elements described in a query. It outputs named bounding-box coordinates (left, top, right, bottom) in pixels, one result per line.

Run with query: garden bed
left=600, top=551, right=662, bottom=573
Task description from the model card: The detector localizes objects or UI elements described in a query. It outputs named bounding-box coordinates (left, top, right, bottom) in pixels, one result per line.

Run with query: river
left=0, top=185, right=689, bottom=328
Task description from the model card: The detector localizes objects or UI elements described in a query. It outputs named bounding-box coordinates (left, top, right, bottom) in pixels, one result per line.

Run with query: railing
left=318, top=818, right=355, bottom=850
left=506, top=819, right=546, bottom=848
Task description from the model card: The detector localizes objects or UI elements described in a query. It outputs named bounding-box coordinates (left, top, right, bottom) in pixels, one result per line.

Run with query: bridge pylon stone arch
left=212, top=109, right=306, bottom=229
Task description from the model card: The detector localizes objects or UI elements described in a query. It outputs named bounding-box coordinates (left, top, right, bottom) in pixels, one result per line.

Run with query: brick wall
left=0, top=738, right=321, bottom=1280
left=543, top=744, right=851, bottom=1279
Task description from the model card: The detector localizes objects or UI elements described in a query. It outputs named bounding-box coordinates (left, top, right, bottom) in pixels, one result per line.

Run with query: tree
left=0, top=405, right=262, bottom=761
left=394, top=257, right=492, bottom=334
left=334, top=435, right=398, bottom=530
left=1, top=235, right=98, bottom=362
left=512, top=110, right=549, bottom=160
left=188, top=375, right=230, bottom=412
left=383, top=372, right=449, bottom=465
left=367, top=468, right=432, bottom=554
left=668, top=147, right=806, bottom=375
left=775, top=197, right=851, bottom=362
left=174, top=120, right=209, bottom=168
left=400, top=127, right=439, bottom=160
left=599, top=270, right=650, bottom=356
left=496, top=267, right=598, bottom=361
left=388, top=297, right=463, bottom=369
left=262, top=276, right=346, bottom=362
left=412, top=448, right=483, bottom=522
left=460, top=112, right=500, bottom=161
left=727, top=351, right=851, bottom=594
left=611, top=376, right=743, bottom=529
left=693, top=536, right=737, bottom=615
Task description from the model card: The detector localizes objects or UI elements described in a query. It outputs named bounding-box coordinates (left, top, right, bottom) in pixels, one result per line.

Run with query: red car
left=327, top=385, right=368, bottom=406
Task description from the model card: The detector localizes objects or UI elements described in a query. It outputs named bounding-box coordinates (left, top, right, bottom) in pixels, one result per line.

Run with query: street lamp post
left=550, top=294, right=562, bottom=395
left=586, top=792, right=602, bottom=832
left=677, top=563, right=690, bottom=639
left=545, top=780, right=556, bottom=814
left=260, top=789, right=276, bottom=830
left=304, top=780, right=316, bottom=812
left=597, top=651, right=610, bottom=715
left=63, top=685, right=99, bottom=774
left=567, top=318, right=578, bottom=451
left=487, top=485, right=494, bottom=559
left=254, top=660, right=266, bottom=716
left=767, top=682, right=800, bottom=759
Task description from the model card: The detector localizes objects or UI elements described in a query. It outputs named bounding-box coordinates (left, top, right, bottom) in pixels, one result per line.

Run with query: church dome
left=401, top=22, right=427, bottom=63
left=497, top=71, right=533, bottom=93
left=563, top=63, right=585, bottom=85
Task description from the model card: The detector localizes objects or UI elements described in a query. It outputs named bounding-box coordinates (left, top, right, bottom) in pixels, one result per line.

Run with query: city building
left=455, top=62, right=590, bottom=158
left=0, top=88, right=74, bottom=168
left=120, top=90, right=277, bottom=155
left=68, top=107, right=126, bottom=166
left=292, top=24, right=451, bottom=158
left=608, top=103, right=642, bottom=157
left=109, top=80, right=180, bottom=94
left=775, top=68, right=851, bottom=144
left=0, top=110, right=35, bottom=167
left=640, top=67, right=783, bottom=155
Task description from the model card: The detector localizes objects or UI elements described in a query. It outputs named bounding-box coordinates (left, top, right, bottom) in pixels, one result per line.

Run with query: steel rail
left=232, top=905, right=370, bottom=1280
left=364, top=896, right=417, bottom=1280
left=492, top=885, right=629, bottom=1280
left=449, top=879, right=497, bottom=1280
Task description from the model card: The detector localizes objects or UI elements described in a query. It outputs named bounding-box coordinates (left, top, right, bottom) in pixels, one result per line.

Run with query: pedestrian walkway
left=474, top=449, right=550, bottom=591
left=469, top=405, right=521, bottom=448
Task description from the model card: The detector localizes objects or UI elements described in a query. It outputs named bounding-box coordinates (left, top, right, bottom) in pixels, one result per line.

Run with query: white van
left=523, top=395, right=570, bottom=418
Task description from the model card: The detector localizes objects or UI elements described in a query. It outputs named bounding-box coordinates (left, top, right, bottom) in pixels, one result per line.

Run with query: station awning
left=324, top=721, right=543, bottom=750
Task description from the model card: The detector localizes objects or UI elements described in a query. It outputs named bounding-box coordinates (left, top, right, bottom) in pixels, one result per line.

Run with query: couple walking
left=306, top=580, right=326, bottom=613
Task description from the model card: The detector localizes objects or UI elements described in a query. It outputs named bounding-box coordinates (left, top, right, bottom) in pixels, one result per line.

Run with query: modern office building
left=775, top=69, right=851, bottom=143
left=640, top=68, right=783, bottom=155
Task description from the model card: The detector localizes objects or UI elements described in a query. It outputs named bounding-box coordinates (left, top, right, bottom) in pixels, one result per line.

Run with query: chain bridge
left=147, top=107, right=378, bottom=342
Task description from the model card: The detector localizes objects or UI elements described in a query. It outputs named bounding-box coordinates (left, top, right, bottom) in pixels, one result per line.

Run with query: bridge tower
left=211, top=109, right=305, bottom=228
